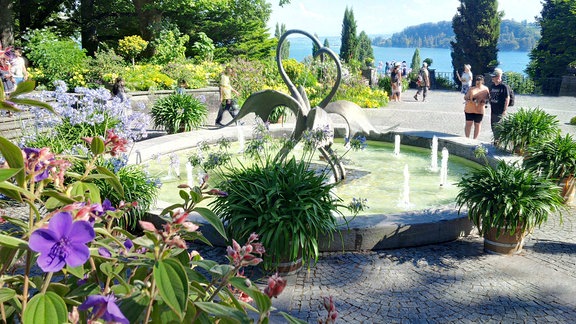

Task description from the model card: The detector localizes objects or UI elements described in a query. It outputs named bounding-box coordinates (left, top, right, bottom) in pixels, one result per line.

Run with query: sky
left=267, top=0, right=544, bottom=37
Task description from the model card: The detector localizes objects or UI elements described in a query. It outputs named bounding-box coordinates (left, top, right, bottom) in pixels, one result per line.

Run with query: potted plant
left=151, top=93, right=208, bottom=134
left=493, top=107, right=560, bottom=155
left=456, top=160, right=564, bottom=254
left=210, top=154, right=348, bottom=274
left=524, top=133, right=576, bottom=204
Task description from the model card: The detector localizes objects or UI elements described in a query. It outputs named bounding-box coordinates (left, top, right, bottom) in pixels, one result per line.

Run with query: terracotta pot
left=483, top=227, right=526, bottom=255
left=276, top=257, right=303, bottom=276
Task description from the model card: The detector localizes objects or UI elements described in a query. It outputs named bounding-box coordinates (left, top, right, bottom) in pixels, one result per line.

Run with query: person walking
left=413, top=62, right=430, bottom=101
left=488, top=68, right=510, bottom=139
left=463, top=75, right=490, bottom=139
left=111, top=77, right=127, bottom=102
left=215, top=66, right=239, bottom=127
left=390, top=62, right=402, bottom=102
left=456, top=64, right=473, bottom=95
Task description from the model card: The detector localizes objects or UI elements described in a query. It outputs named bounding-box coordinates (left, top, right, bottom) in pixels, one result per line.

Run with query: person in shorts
left=463, top=75, right=490, bottom=139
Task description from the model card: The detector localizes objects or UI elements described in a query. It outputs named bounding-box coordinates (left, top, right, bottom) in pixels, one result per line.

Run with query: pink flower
left=263, top=273, right=287, bottom=298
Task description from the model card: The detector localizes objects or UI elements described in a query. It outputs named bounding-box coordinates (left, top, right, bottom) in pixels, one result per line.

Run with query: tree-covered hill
left=373, top=20, right=540, bottom=51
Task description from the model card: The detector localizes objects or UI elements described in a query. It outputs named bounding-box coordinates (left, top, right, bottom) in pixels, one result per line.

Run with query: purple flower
left=78, top=294, right=129, bottom=324
left=29, top=211, right=95, bottom=272
left=123, top=239, right=133, bottom=251
left=98, top=247, right=112, bottom=258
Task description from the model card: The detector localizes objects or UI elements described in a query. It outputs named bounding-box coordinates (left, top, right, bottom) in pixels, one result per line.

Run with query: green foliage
left=211, top=154, right=344, bottom=270
left=275, top=24, right=290, bottom=60
left=435, top=75, right=458, bottom=90
left=357, top=31, right=374, bottom=67
left=504, top=72, right=535, bottom=94
left=456, top=160, right=563, bottom=236
left=451, top=0, right=502, bottom=78
left=282, top=59, right=318, bottom=88
left=118, top=35, right=149, bottom=66
left=340, top=7, right=358, bottom=63
left=524, top=133, right=576, bottom=180
left=410, top=48, right=421, bottom=73
left=335, top=74, right=388, bottom=108
left=122, top=65, right=175, bottom=91
left=85, top=47, right=127, bottom=88
left=527, top=0, right=576, bottom=94
left=24, top=28, right=89, bottom=90
left=191, top=32, right=215, bottom=62
left=493, top=107, right=560, bottom=154
left=162, top=61, right=220, bottom=90
left=149, top=27, right=190, bottom=65
left=229, top=58, right=280, bottom=102
left=151, top=94, right=208, bottom=134
left=97, top=162, right=159, bottom=231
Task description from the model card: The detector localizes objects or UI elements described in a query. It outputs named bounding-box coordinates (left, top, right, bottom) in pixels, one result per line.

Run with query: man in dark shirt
left=489, top=68, right=510, bottom=137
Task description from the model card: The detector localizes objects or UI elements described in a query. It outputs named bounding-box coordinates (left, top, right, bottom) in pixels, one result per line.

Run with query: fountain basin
left=133, top=124, right=511, bottom=251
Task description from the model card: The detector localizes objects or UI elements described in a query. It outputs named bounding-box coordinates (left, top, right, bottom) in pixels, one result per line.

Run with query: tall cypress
left=451, top=0, right=502, bottom=78
left=357, top=31, right=374, bottom=66
left=340, top=7, right=358, bottom=63
left=275, top=23, right=290, bottom=59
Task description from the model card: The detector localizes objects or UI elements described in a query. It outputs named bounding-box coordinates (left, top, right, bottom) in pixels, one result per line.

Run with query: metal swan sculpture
left=222, top=29, right=380, bottom=182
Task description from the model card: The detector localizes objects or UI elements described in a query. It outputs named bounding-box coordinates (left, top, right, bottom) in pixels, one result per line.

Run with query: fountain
left=398, top=164, right=410, bottom=209
left=440, top=147, right=449, bottom=187
left=186, top=162, right=194, bottom=188
left=130, top=30, right=502, bottom=251
left=430, top=135, right=439, bottom=171
left=394, top=134, right=401, bottom=157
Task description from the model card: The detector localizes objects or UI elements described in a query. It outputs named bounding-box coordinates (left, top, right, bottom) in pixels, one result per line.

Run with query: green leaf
left=0, top=137, right=25, bottom=187
left=9, top=80, right=35, bottom=97
left=65, top=264, right=86, bottom=279
left=22, top=292, right=68, bottom=324
left=119, top=293, right=150, bottom=324
left=194, top=301, right=251, bottom=322
left=0, top=168, right=20, bottom=182
left=154, top=258, right=189, bottom=320
left=0, top=181, right=34, bottom=201
left=90, top=136, right=106, bottom=155
left=0, top=234, right=28, bottom=250
left=194, top=207, right=227, bottom=240
left=96, top=166, right=125, bottom=198
left=280, top=312, right=309, bottom=323
left=0, top=288, right=16, bottom=303
left=229, top=277, right=271, bottom=313
left=69, top=181, right=101, bottom=204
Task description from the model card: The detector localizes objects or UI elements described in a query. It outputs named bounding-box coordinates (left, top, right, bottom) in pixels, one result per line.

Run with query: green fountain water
left=144, top=139, right=479, bottom=216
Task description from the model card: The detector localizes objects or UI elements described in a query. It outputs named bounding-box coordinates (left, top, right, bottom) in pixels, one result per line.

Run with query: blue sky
left=267, top=0, right=543, bottom=37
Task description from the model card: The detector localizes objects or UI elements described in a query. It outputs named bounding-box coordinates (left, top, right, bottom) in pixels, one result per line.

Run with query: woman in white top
left=457, top=64, right=473, bottom=95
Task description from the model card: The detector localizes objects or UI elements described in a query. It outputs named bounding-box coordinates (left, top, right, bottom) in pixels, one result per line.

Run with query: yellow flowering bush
left=118, top=35, right=148, bottom=65
left=123, top=65, right=174, bottom=91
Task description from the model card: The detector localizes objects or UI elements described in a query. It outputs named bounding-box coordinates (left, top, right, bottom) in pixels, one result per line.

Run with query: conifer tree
left=275, top=23, right=290, bottom=59
left=527, top=0, right=576, bottom=94
left=451, top=0, right=502, bottom=78
left=312, top=33, right=321, bottom=57
left=357, top=31, right=374, bottom=67
left=340, top=7, right=358, bottom=63
left=410, top=48, right=421, bottom=73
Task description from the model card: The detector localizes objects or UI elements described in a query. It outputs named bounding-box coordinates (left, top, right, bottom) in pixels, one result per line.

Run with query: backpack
left=506, top=84, right=515, bottom=107
left=417, top=72, right=424, bottom=86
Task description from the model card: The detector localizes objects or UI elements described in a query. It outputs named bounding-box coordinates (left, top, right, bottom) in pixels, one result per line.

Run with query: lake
left=286, top=36, right=530, bottom=74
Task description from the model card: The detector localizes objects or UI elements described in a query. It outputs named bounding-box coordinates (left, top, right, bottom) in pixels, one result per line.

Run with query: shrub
left=24, top=28, right=89, bottom=90
left=149, top=26, right=189, bottom=65
left=505, top=72, right=535, bottom=94
left=86, top=46, right=127, bottom=88
left=122, top=64, right=174, bottom=91
left=336, top=74, right=388, bottom=108
left=161, top=60, right=221, bottom=89
left=151, top=93, right=208, bottom=133
left=117, top=35, right=148, bottom=66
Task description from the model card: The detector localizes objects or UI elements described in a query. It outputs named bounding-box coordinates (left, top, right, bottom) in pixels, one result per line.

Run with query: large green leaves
left=153, top=258, right=189, bottom=320
left=22, top=292, right=68, bottom=324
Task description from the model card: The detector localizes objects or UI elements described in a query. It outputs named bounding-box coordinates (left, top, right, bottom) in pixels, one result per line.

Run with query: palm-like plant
left=151, top=93, right=207, bottom=134
left=493, top=107, right=560, bottom=155
left=456, top=161, right=564, bottom=237
left=210, top=155, right=346, bottom=271
left=524, top=133, right=576, bottom=180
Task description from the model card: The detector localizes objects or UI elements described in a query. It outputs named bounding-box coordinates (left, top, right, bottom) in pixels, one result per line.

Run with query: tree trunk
left=0, top=0, right=14, bottom=47
left=81, top=0, right=98, bottom=56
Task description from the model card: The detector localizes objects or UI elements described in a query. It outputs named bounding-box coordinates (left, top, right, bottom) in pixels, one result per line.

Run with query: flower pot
left=483, top=227, right=526, bottom=255
left=559, top=176, right=576, bottom=205
left=275, top=256, right=303, bottom=275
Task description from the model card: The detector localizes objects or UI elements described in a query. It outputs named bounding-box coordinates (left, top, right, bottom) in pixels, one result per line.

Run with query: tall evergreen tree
left=275, top=23, right=290, bottom=59
left=527, top=0, right=576, bottom=94
left=451, top=0, right=502, bottom=79
left=410, top=48, right=421, bottom=73
left=323, top=38, right=330, bottom=48
left=312, top=33, right=321, bottom=57
left=357, top=31, right=374, bottom=66
left=340, top=6, right=358, bottom=63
